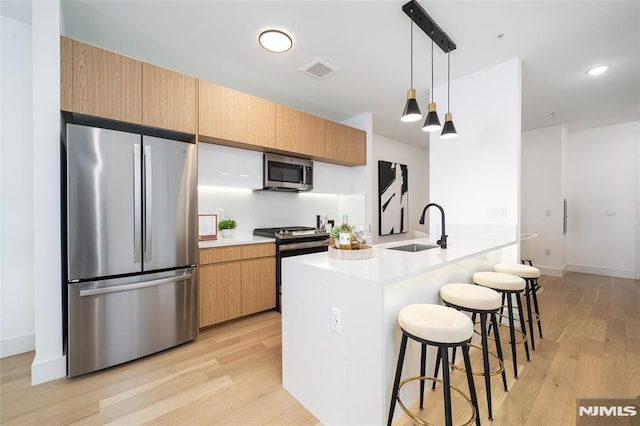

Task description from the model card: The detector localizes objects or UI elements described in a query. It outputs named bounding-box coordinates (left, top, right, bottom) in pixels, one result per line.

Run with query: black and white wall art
left=378, top=160, right=408, bottom=235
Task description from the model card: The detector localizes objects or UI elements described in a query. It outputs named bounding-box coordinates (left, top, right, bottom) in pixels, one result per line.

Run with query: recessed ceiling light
left=258, top=29, right=292, bottom=53
left=586, top=65, right=609, bottom=76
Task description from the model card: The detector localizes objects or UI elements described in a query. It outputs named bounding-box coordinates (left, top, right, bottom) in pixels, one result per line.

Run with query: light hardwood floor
left=1, top=272, right=639, bottom=425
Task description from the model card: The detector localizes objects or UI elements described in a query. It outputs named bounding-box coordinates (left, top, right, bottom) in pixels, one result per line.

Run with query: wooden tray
left=328, top=245, right=375, bottom=260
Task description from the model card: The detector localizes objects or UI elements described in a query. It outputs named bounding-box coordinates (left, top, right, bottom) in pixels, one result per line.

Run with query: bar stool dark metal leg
left=440, top=346, right=453, bottom=426
left=419, top=343, right=427, bottom=410
left=515, top=292, right=531, bottom=362
left=387, top=334, right=408, bottom=426
left=461, top=343, right=481, bottom=426
left=479, top=312, right=494, bottom=420
left=531, top=278, right=543, bottom=338
left=524, top=280, right=536, bottom=350
left=491, top=311, right=509, bottom=392
left=506, top=293, right=519, bottom=378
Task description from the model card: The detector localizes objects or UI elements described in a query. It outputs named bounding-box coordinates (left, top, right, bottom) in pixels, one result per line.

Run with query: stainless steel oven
left=253, top=226, right=329, bottom=311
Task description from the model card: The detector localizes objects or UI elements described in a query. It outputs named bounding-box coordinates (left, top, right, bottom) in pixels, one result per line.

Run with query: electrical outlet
left=545, top=248, right=551, bottom=255
left=330, top=307, right=342, bottom=334
left=605, top=208, right=617, bottom=216
left=545, top=209, right=552, bottom=217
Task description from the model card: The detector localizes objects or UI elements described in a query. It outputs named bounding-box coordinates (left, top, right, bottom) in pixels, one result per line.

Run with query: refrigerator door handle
left=144, top=145, right=153, bottom=262
left=133, top=143, right=142, bottom=263
left=79, top=273, right=192, bottom=297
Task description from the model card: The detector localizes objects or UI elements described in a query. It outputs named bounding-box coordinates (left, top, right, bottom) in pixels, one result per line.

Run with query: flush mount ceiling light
left=401, top=0, right=458, bottom=137
left=401, top=7, right=422, bottom=122
left=258, top=29, right=292, bottom=53
left=586, top=65, right=609, bottom=76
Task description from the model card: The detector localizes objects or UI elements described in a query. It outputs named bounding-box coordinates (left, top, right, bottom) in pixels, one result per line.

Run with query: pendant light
left=401, top=8, right=422, bottom=122
left=440, top=51, right=458, bottom=139
left=422, top=38, right=441, bottom=132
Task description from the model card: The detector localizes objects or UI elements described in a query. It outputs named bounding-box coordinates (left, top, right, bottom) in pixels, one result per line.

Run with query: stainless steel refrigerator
left=64, top=123, right=198, bottom=377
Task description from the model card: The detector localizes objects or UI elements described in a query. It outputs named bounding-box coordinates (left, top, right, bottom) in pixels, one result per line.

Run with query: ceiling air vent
left=299, top=57, right=339, bottom=80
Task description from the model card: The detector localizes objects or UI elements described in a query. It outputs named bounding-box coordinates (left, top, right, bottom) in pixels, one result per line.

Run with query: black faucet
left=419, top=203, right=448, bottom=249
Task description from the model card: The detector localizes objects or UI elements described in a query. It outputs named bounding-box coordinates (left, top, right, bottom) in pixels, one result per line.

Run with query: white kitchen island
left=281, top=237, right=516, bottom=426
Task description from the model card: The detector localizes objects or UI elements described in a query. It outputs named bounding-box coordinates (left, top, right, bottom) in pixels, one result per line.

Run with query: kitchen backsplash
left=198, top=186, right=366, bottom=234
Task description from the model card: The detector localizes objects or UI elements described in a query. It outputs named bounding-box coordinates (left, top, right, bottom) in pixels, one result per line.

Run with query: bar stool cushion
left=493, top=263, right=540, bottom=279
left=398, top=304, right=473, bottom=344
left=473, top=271, right=526, bottom=291
left=440, top=283, right=501, bottom=311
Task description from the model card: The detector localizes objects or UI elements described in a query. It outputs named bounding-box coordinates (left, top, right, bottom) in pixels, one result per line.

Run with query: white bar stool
left=493, top=263, right=543, bottom=350
left=473, top=271, right=531, bottom=379
left=437, top=283, right=508, bottom=421
left=387, top=304, right=480, bottom=426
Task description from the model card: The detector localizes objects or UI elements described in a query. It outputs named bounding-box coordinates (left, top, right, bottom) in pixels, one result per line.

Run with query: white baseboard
left=31, top=354, right=66, bottom=385
left=567, top=263, right=636, bottom=279
left=536, top=265, right=567, bottom=278
left=1, top=333, right=35, bottom=358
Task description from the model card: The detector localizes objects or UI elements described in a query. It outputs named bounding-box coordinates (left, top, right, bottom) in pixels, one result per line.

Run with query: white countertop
left=283, top=237, right=515, bottom=286
left=198, top=234, right=275, bottom=249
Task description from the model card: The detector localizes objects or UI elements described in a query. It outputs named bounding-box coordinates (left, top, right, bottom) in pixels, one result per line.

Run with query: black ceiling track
left=402, top=0, right=456, bottom=53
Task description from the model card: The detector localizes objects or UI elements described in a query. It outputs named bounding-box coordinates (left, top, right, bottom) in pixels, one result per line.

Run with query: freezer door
left=66, top=124, right=142, bottom=280
left=67, top=268, right=198, bottom=377
left=142, top=136, right=197, bottom=270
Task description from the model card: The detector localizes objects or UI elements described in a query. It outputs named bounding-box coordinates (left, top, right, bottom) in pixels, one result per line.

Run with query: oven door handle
left=279, top=240, right=329, bottom=252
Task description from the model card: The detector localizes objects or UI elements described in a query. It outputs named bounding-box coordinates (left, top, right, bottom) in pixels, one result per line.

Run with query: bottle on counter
left=339, top=214, right=352, bottom=250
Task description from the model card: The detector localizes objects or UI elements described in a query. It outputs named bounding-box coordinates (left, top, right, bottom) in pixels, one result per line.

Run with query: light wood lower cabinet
left=199, top=243, right=275, bottom=328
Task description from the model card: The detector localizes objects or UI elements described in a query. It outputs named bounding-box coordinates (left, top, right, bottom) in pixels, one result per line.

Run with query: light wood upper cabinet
left=142, top=63, right=196, bottom=133
left=324, top=120, right=366, bottom=166
left=60, top=37, right=74, bottom=112
left=275, top=104, right=325, bottom=158
left=72, top=39, right=142, bottom=124
left=199, top=80, right=276, bottom=149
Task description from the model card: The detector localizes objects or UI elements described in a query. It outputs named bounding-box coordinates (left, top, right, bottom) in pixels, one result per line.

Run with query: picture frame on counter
left=198, top=214, right=218, bottom=240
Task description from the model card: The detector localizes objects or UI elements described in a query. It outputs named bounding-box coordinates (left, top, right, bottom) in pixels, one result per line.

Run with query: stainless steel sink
left=386, top=243, right=439, bottom=252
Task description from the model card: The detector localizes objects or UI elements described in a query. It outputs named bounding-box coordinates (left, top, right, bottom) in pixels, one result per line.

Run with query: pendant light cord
left=447, top=51, right=451, bottom=113
left=430, top=39, right=434, bottom=102
left=410, top=10, right=414, bottom=88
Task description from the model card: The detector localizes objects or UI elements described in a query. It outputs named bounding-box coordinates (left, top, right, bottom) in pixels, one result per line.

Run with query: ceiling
left=13, top=1, right=640, bottom=147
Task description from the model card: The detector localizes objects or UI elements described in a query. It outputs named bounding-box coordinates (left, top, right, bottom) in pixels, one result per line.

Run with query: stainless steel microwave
left=263, top=153, right=313, bottom=191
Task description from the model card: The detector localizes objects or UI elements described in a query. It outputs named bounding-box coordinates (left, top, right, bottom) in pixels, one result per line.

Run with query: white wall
left=30, top=0, right=66, bottom=385
left=565, top=121, right=639, bottom=278
left=371, top=134, right=429, bottom=244
left=1, top=15, right=36, bottom=358
left=521, top=125, right=567, bottom=276
left=430, top=58, right=521, bottom=242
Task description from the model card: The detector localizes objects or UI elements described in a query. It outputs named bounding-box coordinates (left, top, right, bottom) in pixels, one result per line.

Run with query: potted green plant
left=218, top=219, right=237, bottom=238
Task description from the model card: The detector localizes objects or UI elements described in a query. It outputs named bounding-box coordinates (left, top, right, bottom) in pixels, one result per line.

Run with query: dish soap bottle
left=339, top=214, right=352, bottom=250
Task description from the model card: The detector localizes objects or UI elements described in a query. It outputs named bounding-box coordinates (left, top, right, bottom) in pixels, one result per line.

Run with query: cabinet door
left=60, top=36, right=74, bottom=111
left=199, top=262, right=242, bottom=327
left=142, top=63, right=196, bottom=133
left=275, top=104, right=325, bottom=157
left=199, top=80, right=276, bottom=149
left=324, top=120, right=366, bottom=166
left=73, top=41, right=142, bottom=123
left=241, top=257, right=276, bottom=316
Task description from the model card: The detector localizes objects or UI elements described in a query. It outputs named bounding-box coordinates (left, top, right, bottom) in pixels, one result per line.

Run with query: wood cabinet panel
left=60, top=36, right=74, bottom=111
left=242, top=257, right=276, bottom=315
left=73, top=41, right=142, bottom=123
left=199, top=80, right=276, bottom=149
left=324, top=120, right=366, bottom=166
left=142, top=63, right=196, bottom=133
left=275, top=104, right=325, bottom=157
left=199, top=263, right=242, bottom=327
left=199, top=243, right=274, bottom=265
